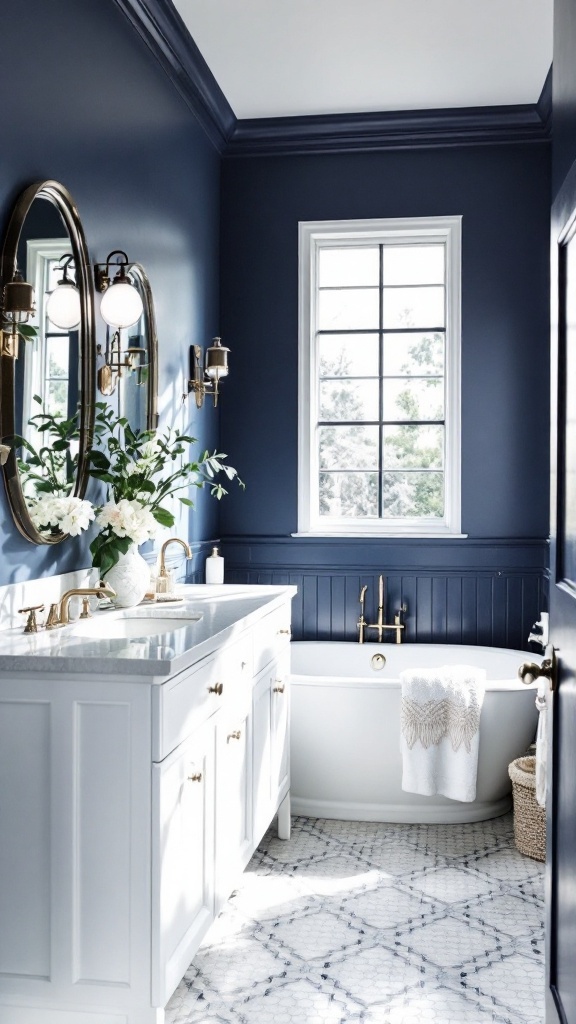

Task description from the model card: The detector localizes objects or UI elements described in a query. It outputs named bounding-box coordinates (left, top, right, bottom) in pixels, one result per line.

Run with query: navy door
left=547, top=162, right=576, bottom=1024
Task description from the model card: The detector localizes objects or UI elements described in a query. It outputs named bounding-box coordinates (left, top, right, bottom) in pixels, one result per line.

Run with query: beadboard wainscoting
left=223, top=538, right=548, bottom=649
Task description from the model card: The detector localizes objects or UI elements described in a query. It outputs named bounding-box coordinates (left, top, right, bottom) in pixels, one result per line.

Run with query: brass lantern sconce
left=46, top=254, right=81, bottom=330
left=94, top=250, right=143, bottom=329
left=184, top=338, right=230, bottom=408
left=94, top=250, right=145, bottom=396
left=0, top=268, right=36, bottom=358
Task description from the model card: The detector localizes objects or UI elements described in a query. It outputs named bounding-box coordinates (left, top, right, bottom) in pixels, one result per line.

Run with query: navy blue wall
left=0, top=0, right=222, bottom=585
left=552, top=0, right=576, bottom=197
left=220, top=143, right=551, bottom=645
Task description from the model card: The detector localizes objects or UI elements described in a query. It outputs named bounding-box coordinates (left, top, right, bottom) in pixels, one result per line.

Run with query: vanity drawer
left=153, top=632, right=253, bottom=761
left=253, top=604, right=292, bottom=675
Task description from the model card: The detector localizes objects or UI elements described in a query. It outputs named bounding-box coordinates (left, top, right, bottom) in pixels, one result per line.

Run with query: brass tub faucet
left=358, top=575, right=406, bottom=644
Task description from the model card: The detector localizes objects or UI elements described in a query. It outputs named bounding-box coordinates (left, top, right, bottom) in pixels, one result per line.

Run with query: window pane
left=383, top=286, right=445, bottom=329
left=320, top=472, right=379, bottom=517
left=383, top=245, right=444, bottom=285
left=319, top=425, right=378, bottom=470
left=320, top=379, right=379, bottom=422
left=382, top=472, right=444, bottom=518
left=382, top=378, right=444, bottom=422
left=46, top=338, right=69, bottom=377
left=383, top=333, right=444, bottom=376
left=319, top=247, right=379, bottom=287
left=318, top=288, right=379, bottom=330
left=319, top=334, right=379, bottom=377
left=47, top=380, right=68, bottom=419
left=383, top=424, right=444, bottom=468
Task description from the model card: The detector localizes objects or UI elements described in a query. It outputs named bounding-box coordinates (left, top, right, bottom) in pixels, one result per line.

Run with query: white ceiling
left=173, top=0, right=553, bottom=121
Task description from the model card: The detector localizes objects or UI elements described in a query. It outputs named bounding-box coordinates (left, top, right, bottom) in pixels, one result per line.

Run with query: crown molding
left=226, top=100, right=552, bottom=158
left=536, top=64, right=552, bottom=136
left=111, top=0, right=235, bottom=152
left=113, top=2, right=551, bottom=159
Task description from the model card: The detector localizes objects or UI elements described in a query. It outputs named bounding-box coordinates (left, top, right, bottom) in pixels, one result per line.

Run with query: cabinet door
left=271, top=651, right=290, bottom=801
left=252, top=670, right=272, bottom=844
left=215, top=697, right=253, bottom=912
left=152, top=719, right=215, bottom=1007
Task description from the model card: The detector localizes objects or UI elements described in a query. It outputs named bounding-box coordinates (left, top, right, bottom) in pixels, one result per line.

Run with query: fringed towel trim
left=401, top=692, right=482, bottom=753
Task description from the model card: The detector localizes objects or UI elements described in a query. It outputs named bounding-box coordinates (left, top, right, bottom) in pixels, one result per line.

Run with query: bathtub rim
left=290, top=640, right=541, bottom=692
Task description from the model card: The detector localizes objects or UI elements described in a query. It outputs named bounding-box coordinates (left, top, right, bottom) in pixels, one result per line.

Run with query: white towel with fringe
left=400, top=665, right=487, bottom=802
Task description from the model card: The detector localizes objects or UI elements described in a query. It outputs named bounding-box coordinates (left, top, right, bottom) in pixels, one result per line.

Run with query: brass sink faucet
left=156, top=537, right=192, bottom=594
left=358, top=575, right=406, bottom=644
left=50, top=582, right=117, bottom=628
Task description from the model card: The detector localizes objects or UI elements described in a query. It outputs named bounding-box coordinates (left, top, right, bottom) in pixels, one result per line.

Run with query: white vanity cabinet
left=252, top=647, right=291, bottom=843
left=0, top=585, right=295, bottom=1024
left=152, top=716, right=216, bottom=1007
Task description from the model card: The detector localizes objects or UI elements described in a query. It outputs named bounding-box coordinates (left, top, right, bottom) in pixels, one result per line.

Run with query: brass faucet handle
left=18, top=605, right=45, bottom=633
left=45, top=603, right=61, bottom=630
left=79, top=597, right=92, bottom=619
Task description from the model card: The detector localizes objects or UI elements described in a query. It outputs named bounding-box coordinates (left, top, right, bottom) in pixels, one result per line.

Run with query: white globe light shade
left=46, top=284, right=81, bottom=330
left=100, top=281, right=143, bottom=329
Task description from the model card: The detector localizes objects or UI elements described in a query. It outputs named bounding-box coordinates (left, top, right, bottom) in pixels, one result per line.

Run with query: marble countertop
left=0, top=584, right=296, bottom=680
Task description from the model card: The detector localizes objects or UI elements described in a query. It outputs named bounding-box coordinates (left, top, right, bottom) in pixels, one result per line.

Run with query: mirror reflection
left=0, top=180, right=94, bottom=543
left=96, top=262, right=158, bottom=432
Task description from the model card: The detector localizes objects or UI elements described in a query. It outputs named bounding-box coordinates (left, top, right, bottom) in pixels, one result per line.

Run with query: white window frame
left=296, top=216, right=465, bottom=538
left=23, top=239, right=70, bottom=456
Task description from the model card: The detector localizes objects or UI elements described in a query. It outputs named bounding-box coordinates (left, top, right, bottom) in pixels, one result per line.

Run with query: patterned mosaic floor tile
left=347, top=882, right=439, bottom=931
left=466, top=847, right=545, bottom=884
left=264, top=906, right=368, bottom=962
left=165, top=815, right=545, bottom=1024
left=409, top=865, right=499, bottom=904
left=321, top=943, right=426, bottom=1005
left=400, top=818, right=514, bottom=859
left=459, top=889, right=545, bottom=939
left=398, top=914, right=507, bottom=970
left=461, top=951, right=545, bottom=1023
left=362, top=982, right=519, bottom=1023
left=234, top=976, right=361, bottom=1024
left=287, top=852, right=385, bottom=896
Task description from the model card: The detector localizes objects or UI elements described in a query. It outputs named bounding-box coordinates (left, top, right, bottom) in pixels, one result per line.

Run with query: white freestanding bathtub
left=290, top=642, right=540, bottom=824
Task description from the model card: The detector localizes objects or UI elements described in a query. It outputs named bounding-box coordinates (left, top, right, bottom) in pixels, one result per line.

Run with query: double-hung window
left=298, top=217, right=463, bottom=537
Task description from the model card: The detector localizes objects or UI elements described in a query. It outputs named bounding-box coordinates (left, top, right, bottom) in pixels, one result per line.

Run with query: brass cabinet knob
left=187, top=772, right=202, bottom=782
left=227, top=730, right=241, bottom=742
left=273, top=682, right=285, bottom=693
left=208, top=682, right=224, bottom=695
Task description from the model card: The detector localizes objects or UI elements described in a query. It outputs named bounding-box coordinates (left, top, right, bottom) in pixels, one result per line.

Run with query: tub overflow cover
left=371, top=653, right=386, bottom=671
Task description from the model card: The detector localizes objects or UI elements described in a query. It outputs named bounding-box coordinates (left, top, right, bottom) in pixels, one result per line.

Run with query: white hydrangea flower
left=28, top=496, right=95, bottom=536
left=96, top=498, right=157, bottom=544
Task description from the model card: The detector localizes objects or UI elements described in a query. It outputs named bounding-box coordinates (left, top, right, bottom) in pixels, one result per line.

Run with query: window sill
left=291, top=531, right=469, bottom=539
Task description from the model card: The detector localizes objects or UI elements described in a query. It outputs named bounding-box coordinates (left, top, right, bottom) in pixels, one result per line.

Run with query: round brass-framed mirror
left=0, top=180, right=95, bottom=543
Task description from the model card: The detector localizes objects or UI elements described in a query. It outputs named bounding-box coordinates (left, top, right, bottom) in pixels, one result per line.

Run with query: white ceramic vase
left=103, top=543, right=150, bottom=609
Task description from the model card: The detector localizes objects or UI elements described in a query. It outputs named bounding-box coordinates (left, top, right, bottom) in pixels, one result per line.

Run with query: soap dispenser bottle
left=205, top=547, right=224, bottom=584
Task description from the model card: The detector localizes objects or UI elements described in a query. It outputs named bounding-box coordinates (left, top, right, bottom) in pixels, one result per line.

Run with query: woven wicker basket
left=508, top=756, right=546, bottom=862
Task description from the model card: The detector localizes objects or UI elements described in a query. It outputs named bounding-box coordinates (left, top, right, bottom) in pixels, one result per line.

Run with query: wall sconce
left=97, top=332, right=147, bottom=396
left=46, top=254, right=81, bottom=330
left=183, top=337, right=230, bottom=408
left=94, top=250, right=143, bottom=328
left=0, top=269, right=36, bottom=357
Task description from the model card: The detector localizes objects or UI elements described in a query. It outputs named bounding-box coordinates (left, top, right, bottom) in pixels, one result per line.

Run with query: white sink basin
left=69, top=610, right=202, bottom=640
